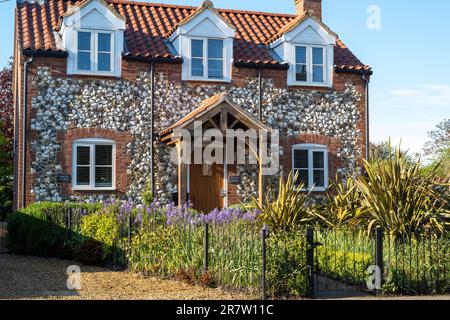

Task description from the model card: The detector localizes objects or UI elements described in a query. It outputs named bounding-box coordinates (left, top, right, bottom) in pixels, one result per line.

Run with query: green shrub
left=141, top=181, right=154, bottom=206
left=0, top=183, right=12, bottom=221
left=249, top=171, right=318, bottom=231
left=7, top=202, right=104, bottom=260
left=314, top=228, right=374, bottom=287
left=318, top=177, right=364, bottom=227
left=266, top=229, right=310, bottom=297
left=79, top=210, right=121, bottom=262
left=356, top=145, right=449, bottom=236
left=382, top=234, right=450, bottom=295
left=7, top=210, right=73, bottom=258
left=75, top=239, right=105, bottom=266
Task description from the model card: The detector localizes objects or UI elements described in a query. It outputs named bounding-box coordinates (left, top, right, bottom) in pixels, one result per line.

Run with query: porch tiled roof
left=160, top=93, right=225, bottom=136
left=160, top=92, right=271, bottom=142
left=17, top=0, right=371, bottom=71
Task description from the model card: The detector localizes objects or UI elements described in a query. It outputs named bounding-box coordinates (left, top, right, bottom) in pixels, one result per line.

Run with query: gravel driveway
left=0, top=254, right=249, bottom=300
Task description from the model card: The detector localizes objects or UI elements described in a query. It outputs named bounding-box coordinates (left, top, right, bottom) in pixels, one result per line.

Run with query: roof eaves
left=122, top=53, right=183, bottom=63
left=165, top=0, right=236, bottom=38
left=335, top=66, right=373, bottom=75
left=233, top=61, right=289, bottom=70
left=62, top=0, right=126, bottom=21
left=265, top=10, right=337, bottom=45
left=23, top=49, right=69, bottom=58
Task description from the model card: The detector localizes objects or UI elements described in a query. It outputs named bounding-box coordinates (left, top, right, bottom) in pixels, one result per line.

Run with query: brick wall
left=280, top=134, right=343, bottom=181
left=57, top=127, right=133, bottom=197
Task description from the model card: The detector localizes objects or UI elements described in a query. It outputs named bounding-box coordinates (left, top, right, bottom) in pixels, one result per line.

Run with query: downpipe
left=258, top=66, right=263, bottom=121
left=150, top=61, right=155, bottom=195
left=361, top=74, right=370, bottom=160
left=21, top=57, right=33, bottom=209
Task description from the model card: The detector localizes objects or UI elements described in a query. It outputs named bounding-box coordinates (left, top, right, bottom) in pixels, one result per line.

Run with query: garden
left=5, top=145, right=449, bottom=298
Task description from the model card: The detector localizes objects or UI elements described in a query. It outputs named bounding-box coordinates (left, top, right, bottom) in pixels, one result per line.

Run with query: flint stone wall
left=30, top=67, right=361, bottom=203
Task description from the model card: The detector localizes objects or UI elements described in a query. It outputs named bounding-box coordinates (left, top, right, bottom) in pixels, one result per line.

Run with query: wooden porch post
left=258, top=131, right=266, bottom=207
left=176, top=141, right=188, bottom=207
left=220, top=109, right=228, bottom=207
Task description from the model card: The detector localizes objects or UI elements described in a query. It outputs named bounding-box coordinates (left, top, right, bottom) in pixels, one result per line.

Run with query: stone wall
left=28, top=65, right=362, bottom=204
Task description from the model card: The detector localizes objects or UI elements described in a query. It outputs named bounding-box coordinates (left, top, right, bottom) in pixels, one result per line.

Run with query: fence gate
left=308, top=227, right=378, bottom=298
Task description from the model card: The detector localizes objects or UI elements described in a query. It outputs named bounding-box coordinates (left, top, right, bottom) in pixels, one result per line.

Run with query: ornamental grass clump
left=317, top=177, right=364, bottom=227
left=355, top=145, right=449, bottom=237
left=249, top=171, right=319, bottom=231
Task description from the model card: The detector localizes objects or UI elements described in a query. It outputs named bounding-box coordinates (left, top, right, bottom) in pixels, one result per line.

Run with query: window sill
left=298, top=187, right=327, bottom=192
left=72, top=187, right=116, bottom=191
left=69, top=70, right=118, bottom=78
left=183, top=78, right=231, bottom=83
left=289, top=82, right=332, bottom=88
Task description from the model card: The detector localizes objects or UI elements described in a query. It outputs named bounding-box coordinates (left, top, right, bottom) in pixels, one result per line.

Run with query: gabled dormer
left=267, top=7, right=337, bottom=87
left=59, top=0, right=126, bottom=77
left=168, top=0, right=236, bottom=82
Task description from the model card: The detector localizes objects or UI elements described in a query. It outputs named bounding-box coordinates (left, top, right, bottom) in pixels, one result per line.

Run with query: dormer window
left=60, top=0, right=125, bottom=77
left=168, top=1, right=235, bottom=82
left=190, top=38, right=224, bottom=80
left=295, top=45, right=325, bottom=85
left=76, top=30, right=114, bottom=74
left=267, top=12, right=337, bottom=87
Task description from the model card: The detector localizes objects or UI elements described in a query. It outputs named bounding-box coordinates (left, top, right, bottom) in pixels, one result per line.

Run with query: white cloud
left=371, top=83, right=450, bottom=154
left=387, top=84, right=450, bottom=109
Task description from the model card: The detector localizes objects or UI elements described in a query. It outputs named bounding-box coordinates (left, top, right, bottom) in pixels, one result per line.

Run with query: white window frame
left=72, top=138, right=116, bottom=191
left=188, top=36, right=225, bottom=81
left=293, top=44, right=327, bottom=86
left=75, top=29, right=115, bottom=76
left=292, top=144, right=328, bottom=192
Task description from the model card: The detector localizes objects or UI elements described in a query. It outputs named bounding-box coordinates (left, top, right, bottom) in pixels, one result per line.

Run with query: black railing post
left=128, top=213, right=132, bottom=245
left=375, top=227, right=384, bottom=295
left=67, top=207, right=72, bottom=240
left=261, top=225, right=268, bottom=300
left=204, top=222, right=209, bottom=272
left=306, top=227, right=315, bottom=298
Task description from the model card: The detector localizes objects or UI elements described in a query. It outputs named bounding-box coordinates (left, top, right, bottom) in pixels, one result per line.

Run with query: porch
left=160, top=93, right=272, bottom=213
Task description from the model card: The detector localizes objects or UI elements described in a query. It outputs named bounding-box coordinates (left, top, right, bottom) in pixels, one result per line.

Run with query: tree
left=423, top=119, right=449, bottom=157
left=369, top=140, right=419, bottom=164
left=0, top=60, right=13, bottom=219
left=422, top=119, right=450, bottom=181
left=0, top=60, right=13, bottom=141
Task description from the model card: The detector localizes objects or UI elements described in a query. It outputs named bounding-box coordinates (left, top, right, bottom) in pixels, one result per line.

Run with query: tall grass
left=356, top=145, right=448, bottom=236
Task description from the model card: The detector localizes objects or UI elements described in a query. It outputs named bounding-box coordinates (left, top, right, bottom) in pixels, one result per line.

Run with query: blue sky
left=1, top=0, right=449, bottom=154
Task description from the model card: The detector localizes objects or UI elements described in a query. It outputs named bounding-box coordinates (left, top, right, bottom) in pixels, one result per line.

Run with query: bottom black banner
left=0, top=299, right=446, bottom=319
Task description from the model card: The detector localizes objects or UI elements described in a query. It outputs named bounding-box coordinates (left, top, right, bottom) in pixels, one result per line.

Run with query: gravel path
left=0, top=254, right=249, bottom=300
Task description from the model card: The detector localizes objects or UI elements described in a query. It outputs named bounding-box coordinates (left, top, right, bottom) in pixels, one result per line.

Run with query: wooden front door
left=190, top=163, right=224, bottom=213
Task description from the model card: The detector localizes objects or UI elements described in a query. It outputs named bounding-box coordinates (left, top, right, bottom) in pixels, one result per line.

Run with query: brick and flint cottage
left=12, top=0, right=372, bottom=212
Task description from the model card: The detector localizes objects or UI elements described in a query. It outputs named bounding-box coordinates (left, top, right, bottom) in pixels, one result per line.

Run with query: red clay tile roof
left=16, top=0, right=371, bottom=71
